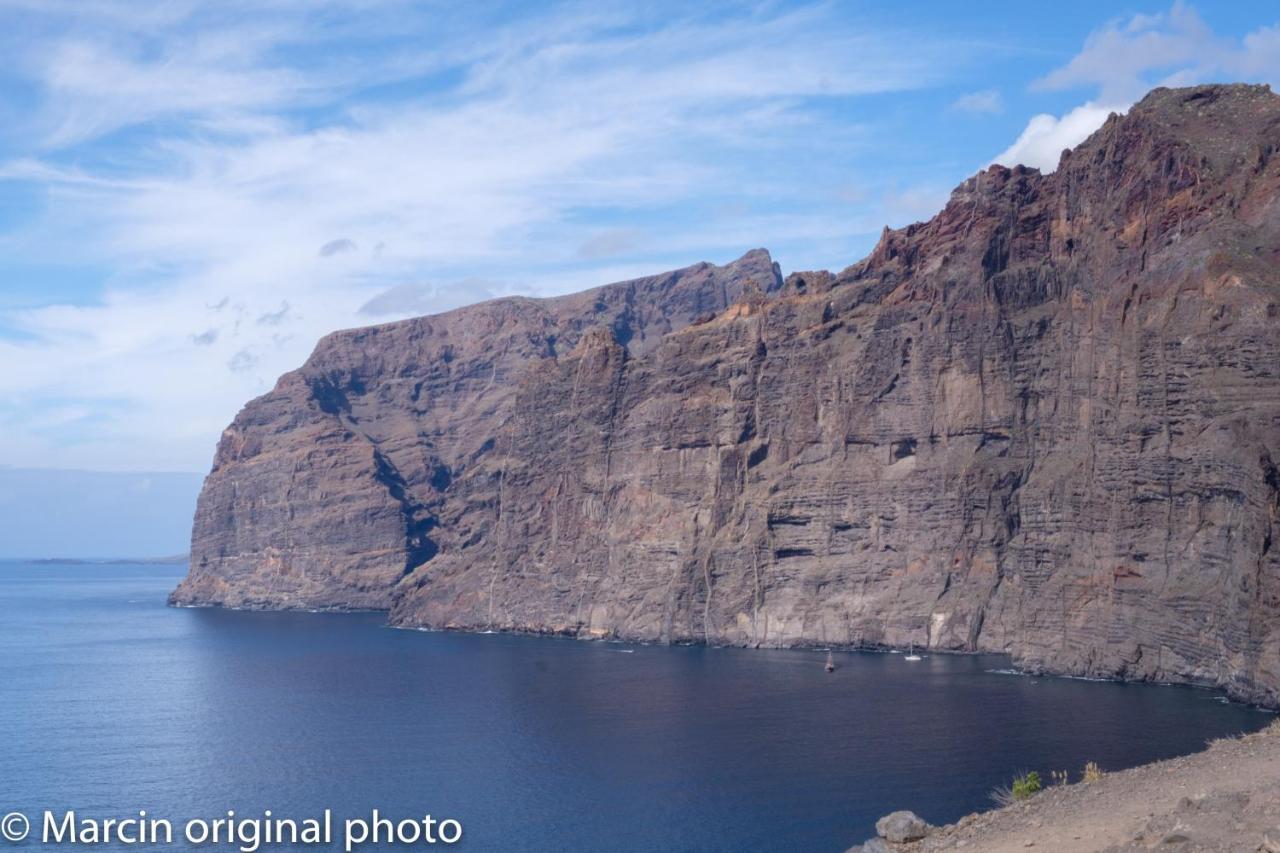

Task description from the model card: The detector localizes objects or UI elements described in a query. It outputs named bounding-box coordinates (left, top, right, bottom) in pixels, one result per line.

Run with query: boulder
left=876, top=810, right=931, bottom=843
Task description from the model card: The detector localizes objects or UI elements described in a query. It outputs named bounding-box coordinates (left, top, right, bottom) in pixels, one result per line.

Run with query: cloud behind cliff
left=359, top=279, right=508, bottom=317
left=993, top=101, right=1122, bottom=172
left=995, top=3, right=1280, bottom=171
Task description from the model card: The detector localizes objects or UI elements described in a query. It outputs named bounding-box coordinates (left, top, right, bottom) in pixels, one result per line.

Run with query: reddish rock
left=173, top=84, right=1280, bottom=707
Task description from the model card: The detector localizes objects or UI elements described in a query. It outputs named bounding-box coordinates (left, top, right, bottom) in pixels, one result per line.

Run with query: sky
left=1, top=0, right=1279, bottom=484
left=0, top=466, right=201, bottom=558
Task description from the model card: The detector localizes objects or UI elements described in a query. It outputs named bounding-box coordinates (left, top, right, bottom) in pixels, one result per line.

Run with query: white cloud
left=992, top=101, right=1121, bottom=172
left=1034, top=2, right=1224, bottom=103
left=951, top=89, right=1003, bottom=115
left=34, top=36, right=306, bottom=146
left=0, top=1, right=960, bottom=471
left=995, top=3, right=1280, bottom=172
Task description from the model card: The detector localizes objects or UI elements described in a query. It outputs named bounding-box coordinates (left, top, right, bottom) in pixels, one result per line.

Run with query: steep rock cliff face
left=173, top=251, right=784, bottom=610
left=173, top=84, right=1280, bottom=706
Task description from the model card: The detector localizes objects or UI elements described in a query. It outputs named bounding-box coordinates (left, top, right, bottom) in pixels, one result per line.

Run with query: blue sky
left=0, top=466, right=201, bottom=558
left=1, top=0, right=1278, bottom=474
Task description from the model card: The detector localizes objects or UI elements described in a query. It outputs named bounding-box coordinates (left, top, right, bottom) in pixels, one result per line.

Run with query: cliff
left=172, top=84, right=1280, bottom=706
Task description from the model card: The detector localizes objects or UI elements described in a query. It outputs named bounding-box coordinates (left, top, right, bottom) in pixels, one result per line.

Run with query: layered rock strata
left=173, top=84, right=1280, bottom=706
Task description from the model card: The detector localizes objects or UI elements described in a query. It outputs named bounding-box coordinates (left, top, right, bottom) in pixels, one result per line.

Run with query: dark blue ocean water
left=0, top=561, right=1270, bottom=852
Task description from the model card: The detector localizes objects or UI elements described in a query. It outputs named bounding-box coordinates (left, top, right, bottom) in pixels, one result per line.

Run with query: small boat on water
left=825, top=651, right=836, bottom=672
left=904, top=643, right=922, bottom=662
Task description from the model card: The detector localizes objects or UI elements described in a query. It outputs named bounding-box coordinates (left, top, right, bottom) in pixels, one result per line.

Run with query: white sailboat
left=904, top=642, right=922, bottom=662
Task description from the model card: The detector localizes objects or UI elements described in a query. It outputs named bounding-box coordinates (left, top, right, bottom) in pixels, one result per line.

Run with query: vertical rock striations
left=173, top=84, right=1280, bottom=706
left=173, top=250, right=784, bottom=610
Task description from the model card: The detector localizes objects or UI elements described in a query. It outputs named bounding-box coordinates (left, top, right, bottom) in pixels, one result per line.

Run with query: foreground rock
left=174, top=83, right=1280, bottom=706
left=877, top=811, right=932, bottom=843
left=893, top=720, right=1280, bottom=852
left=848, top=811, right=933, bottom=851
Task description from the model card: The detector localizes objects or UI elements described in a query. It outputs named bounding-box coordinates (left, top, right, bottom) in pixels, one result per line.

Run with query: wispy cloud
left=576, top=228, right=645, bottom=260
left=0, top=1, right=965, bottom=470
left=996, top=2, right=1280, bottom=171
left=950, top=89, right=1003, bottom=115
left=1033, top=1, right=1278, bottom=103
left=359, top=278, right=509, bottom=317
left=16, top=3, right=1270, bottom=471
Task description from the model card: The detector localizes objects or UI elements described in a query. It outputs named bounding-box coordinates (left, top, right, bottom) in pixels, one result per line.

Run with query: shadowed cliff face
left=173, top=84, right=1280, bottom=706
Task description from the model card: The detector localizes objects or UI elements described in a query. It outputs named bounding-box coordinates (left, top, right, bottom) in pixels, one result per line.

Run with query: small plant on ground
left=1081, top=761, right=1103, bottom=783
left=1050, top=770, right=1068, bottom=787
left=1011, top=771, right=1042, bottom=800
left=991, top=771, right=1043, bottom=806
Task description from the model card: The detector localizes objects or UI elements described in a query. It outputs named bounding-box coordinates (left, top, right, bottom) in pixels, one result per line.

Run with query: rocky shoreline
left=172, top=593, right=1280, bottom=712
left=848, top=720, right=1280, bottom=852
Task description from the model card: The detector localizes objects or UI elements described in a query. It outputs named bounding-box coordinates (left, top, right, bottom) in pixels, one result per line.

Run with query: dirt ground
left=895, top=719, right=1280, bottom=852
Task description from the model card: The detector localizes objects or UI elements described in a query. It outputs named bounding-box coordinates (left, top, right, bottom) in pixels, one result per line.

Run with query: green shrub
left=991, top=770, right=1044, bottom=806
left=1011, top=771, right=1042, bottom=800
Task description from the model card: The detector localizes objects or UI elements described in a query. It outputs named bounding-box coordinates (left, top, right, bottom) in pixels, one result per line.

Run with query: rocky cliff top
left=293, top=82, right=1279, bottom=388
left=306, top=246, right=781, bottom=365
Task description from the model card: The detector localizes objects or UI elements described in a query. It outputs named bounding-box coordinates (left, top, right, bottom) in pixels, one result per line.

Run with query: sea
left=0, top=561, right=1270, bottom=852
